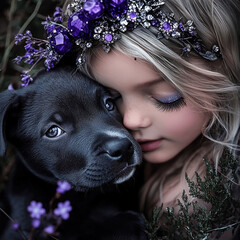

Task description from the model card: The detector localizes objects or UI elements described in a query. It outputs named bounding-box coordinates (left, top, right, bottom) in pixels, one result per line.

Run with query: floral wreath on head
left=14, top=0, right=221, bottom=87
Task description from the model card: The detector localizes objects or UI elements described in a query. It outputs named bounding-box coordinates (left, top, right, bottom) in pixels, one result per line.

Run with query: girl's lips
left=138, top=139, right=163, bottom=152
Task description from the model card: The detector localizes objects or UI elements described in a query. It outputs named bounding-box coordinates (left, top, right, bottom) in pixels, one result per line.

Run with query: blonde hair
left=65, top=0, right=240, bottom=216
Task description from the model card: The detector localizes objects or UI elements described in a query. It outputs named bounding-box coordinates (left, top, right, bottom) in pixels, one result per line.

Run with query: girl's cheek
left=159, top=107, right=207, bottom=137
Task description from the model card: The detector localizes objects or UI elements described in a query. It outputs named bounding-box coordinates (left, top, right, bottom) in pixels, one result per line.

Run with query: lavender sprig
left=7, top=180, right=73, bottom=239
left=13, top=29, right=62, bottom=87
left=20, top=74, right=33, bottom=87
left=13, top=7, right=65, bottom=87
left=53, top=7, right=63, bottom=23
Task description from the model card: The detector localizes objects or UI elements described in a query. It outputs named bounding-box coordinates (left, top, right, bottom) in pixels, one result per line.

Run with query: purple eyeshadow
left=157, top=93, right=182, bottom=103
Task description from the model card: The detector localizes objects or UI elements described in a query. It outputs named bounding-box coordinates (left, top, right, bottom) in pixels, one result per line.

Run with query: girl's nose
left=122, top=106, right=151, bottom=131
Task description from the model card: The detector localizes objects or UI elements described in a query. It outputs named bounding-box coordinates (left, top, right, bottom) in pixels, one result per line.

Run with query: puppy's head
left=0, top=67, right=142, bottom=190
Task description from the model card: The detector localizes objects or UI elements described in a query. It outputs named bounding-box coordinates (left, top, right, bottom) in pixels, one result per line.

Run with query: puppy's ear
left=0, top=90, right=18, bottom=157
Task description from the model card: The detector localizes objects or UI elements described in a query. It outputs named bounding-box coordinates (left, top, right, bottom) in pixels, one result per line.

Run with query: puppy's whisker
left=127, top=163, right=138, bottom=168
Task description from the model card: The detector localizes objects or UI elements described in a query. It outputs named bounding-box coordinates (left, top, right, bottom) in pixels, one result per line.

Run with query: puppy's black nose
left=101, top=138, right=134, bottom=161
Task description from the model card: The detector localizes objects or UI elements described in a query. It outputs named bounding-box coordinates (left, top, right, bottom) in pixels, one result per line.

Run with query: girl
left=12, top=0, right=240, bottom=238
left=62, top=0, right=240, bottom=237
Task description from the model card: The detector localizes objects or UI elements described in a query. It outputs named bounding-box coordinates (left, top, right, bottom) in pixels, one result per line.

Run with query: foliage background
left=0, top=0, right=65, bottom=195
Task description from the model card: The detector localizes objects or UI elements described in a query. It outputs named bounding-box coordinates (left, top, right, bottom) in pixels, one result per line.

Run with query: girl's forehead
left=91, top=49, right=162, bottom=88
left=91, top=49, right=159, bottom=76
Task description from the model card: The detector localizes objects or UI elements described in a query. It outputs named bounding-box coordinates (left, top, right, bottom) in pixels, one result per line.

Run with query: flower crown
left=14, top=0, right=221, bottom=87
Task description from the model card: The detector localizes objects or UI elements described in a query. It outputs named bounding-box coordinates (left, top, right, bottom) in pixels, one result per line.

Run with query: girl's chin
left=143, top=149, right=179, bottom=164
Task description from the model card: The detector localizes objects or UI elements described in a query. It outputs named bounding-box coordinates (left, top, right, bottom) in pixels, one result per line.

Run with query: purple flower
left=44, top=225, right=55, bottom=234
left=46, top=24, right=56, bottom=34
left=32, top=218, right=41, bottom=228
left=13, top=56, right=23, bottom=64
left=8, top=84, right=14, bottom=90
left=54, top=200, right=72, bottom=220
left=15, top=30, right=33, bottom=45
left=25, top=30, right=32, bottom=38
left=44, top=59, right=56, bottom=71
left=15, top=34, right=24, bottom=44
left=24, top=58, right=35, bottom=65
left=53, top=7, right=63, bottom=22
left=43, top=17, right=53, bottom=30
left=27, top=201, right=46, bottom=219
left=12, top=222, right=19, bottom=230
left=56, top=180, right=71, bottom=194
left=21, top=74, right=33, bottom=87
left=24, top=43, right=33, bottom=51
left=53, top=7, right=62, bottom=16
left=44, top=51, right=61, bottom=71
left=24, top=43, right=37, bottom=54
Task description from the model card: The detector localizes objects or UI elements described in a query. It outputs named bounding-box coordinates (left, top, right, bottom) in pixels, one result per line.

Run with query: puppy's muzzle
left=99, top=137, right=134, bottom=164
left=86, top=130, right=142, bottom=186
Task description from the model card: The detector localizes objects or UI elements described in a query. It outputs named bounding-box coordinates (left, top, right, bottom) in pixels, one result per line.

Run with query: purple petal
left=44, top=225, right=55, bottom=234
left=12, top=222, right=19, bottom=230
left=32, top=219, right=41, bottom=228
left=56, top=180, right=71, bottom=194
left=8, top=84, right=14, bottom=90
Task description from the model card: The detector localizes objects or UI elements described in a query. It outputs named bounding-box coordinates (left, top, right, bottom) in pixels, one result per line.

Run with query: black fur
left=0, top=66, right=147, bottom=240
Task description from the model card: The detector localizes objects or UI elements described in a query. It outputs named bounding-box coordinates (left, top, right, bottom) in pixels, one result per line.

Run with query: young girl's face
left=91, top=49, right=209, bottom=164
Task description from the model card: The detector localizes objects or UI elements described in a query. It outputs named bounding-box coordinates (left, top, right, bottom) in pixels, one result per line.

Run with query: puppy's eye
left=45, top=126, right=64, bottom=138
left=104, top=98, right=115, bottom=111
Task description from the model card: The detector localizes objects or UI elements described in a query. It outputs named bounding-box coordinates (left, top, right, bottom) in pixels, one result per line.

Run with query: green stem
left=207, top=221, right=240, bottom=232
left=5, top=0, right=16, bottom=48
left=18, top=0, right=43, bottom=36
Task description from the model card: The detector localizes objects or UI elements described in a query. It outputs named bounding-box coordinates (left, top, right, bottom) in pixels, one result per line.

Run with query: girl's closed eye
left=152, top=92, right=186, bottom=111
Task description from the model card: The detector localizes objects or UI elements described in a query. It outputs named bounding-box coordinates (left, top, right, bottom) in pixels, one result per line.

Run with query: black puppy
left=0, top=66, right=146, bottom=240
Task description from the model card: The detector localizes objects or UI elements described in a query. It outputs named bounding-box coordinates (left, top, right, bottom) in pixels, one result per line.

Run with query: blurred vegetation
left=0, top=0, right=66, bottom=91
left=0, top=0, right=65, bottom=194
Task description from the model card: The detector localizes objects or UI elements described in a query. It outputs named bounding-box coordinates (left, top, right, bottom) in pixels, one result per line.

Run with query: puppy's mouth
left=71, top=163, right=137, bottom=190
left=113, top=165, right=136, bottom=184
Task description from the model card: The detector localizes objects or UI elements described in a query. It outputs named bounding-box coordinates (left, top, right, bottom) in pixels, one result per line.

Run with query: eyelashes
left=106, top=88, right=186, bottom=112
left=153, top=93, right=186, bottom=111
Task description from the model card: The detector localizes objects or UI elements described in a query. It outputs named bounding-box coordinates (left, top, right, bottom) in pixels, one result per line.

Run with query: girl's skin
left=91, top=49, right=210, bottom=164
